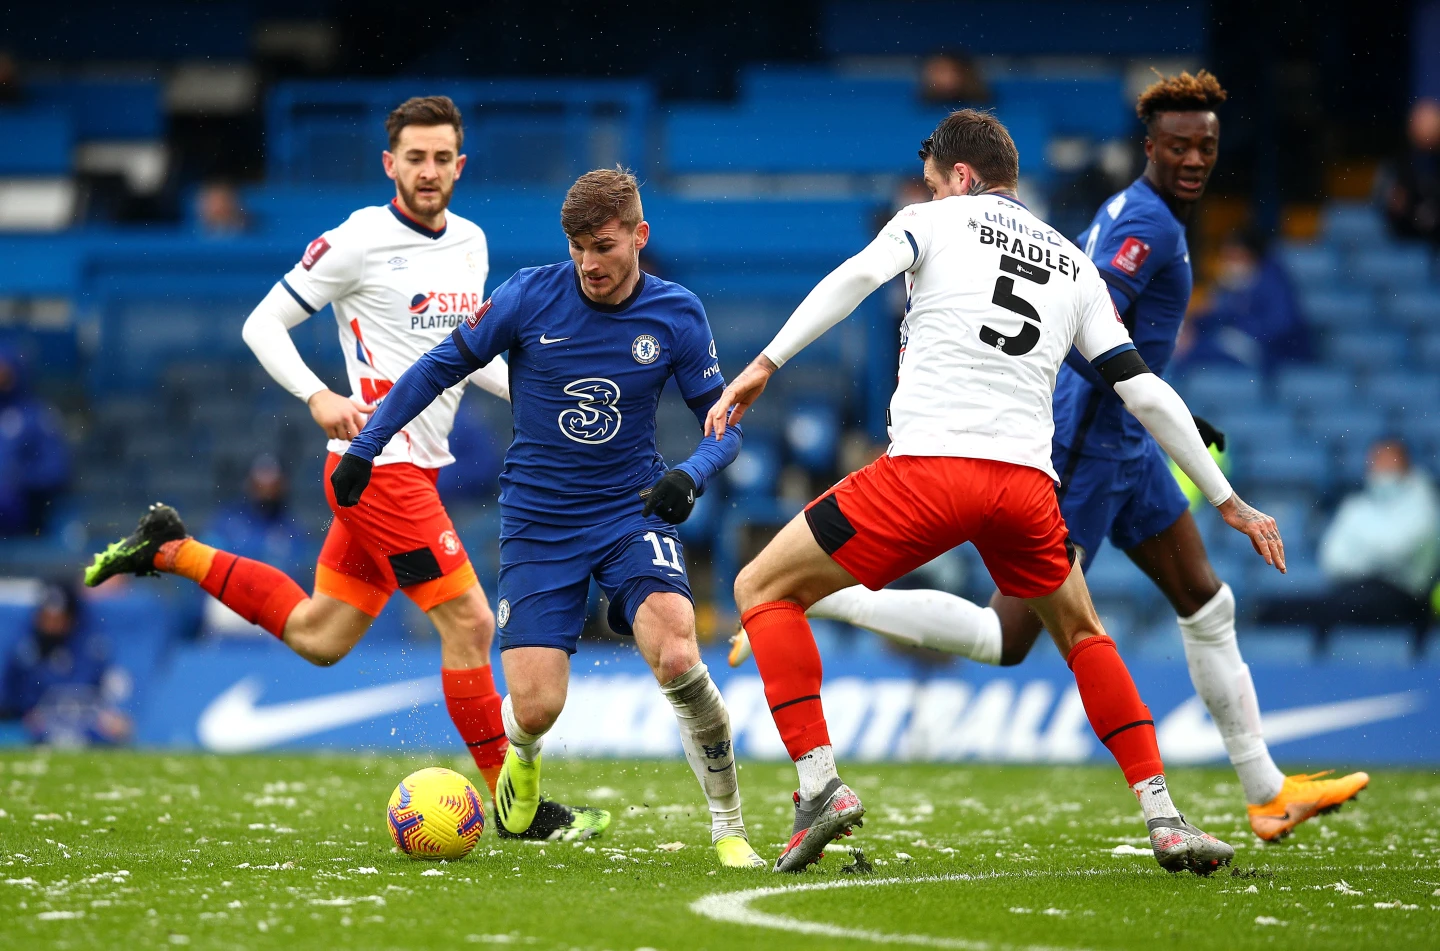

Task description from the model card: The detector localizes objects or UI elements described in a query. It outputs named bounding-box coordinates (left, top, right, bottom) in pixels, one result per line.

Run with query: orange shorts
left=317, top=453, right=477, bottom=615
left=804, top=454, right=1075, bottom=600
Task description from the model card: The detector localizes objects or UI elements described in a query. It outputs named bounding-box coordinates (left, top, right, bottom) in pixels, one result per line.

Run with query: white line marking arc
left=690, top=872, right=1099, bottom=951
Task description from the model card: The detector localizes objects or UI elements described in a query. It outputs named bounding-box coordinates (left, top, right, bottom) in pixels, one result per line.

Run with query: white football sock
left=500, top=694, right=545, bottom=764
left=807, top=585, right=1003, bottom=665
left=1177, top=584, right=1285, bottom=805
left=795, top=744, right=839, bottom=801
left=660, top=662, right=745, bottom=842
left=1132, top=773, right=1178, bottom=822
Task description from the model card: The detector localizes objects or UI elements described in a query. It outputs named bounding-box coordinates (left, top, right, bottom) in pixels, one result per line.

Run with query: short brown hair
left=561, top=166, right=644, bottom=237
left=385, top=95, right=464, bottom=151
left=917, top=109, right=1019, bottom=189
left=1136, top=69, right=1227, bottom=130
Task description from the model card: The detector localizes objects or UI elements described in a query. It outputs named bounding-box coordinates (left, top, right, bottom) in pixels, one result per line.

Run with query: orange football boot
left=1247, top=770, right=1370, bottom=841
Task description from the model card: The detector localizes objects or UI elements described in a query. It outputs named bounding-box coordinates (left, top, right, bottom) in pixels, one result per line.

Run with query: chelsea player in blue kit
left=728, top=71, right=1367, bottom=841
left=333, top=168, right=765, bottom=869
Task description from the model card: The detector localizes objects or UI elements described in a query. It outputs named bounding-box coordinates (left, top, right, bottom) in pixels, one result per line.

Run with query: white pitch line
left=689, top=872, right=1100, bottom=951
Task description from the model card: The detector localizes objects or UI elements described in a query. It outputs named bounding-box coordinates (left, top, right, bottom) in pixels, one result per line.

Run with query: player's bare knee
left=510, top=690, right=563, bottom=736
left=290, top=634, right=352, bottom=667
left=654, top=638, right=701, bottom=684
left=733, top=561, right=768, bottom=613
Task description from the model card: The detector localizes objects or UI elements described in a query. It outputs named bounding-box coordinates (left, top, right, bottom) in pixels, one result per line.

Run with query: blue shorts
left=1051, top=438, right=1190, bottom=568
left=495, top=512, right=692, bottom=654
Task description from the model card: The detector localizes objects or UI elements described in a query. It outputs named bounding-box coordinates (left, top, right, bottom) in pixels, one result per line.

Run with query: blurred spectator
left=196, top=181, right=249, bottom=235
left=0, top=52, right=23, bottom=105
left=195, top=456, right=312, bottom=637
left=1256, top=438, right=1439, bottom=647
left=918, top=51, right=990, bottom=106
left=0, top=345, right=70, bottom=536
left=0, top=582, right=132, bottom=746
left=205, top=455, right=310, bottom=577
left=1380, top=98, right=1440, bottom=247
left=1173, top=229, right=1311, bottom=375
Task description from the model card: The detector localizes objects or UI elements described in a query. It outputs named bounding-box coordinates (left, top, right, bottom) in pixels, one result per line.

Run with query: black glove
left=1192, top=415, right=1226, bottom=452
left=330, top=453, right=374, bottom=507
left=639, top=469, right=697, bottom=524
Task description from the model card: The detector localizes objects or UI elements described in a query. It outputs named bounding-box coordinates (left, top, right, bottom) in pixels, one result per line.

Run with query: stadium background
left=0, top=0, right=1435, bottom=765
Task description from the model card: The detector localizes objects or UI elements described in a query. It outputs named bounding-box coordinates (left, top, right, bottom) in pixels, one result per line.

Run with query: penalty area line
left=688, top=872, right=1100, bottom=951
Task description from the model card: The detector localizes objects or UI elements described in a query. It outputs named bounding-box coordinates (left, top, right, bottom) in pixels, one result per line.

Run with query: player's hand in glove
left=1192, top=415, right=1227, bottom=451
left=640, top=469, right=697, bottom=524
left=330, top=453, right=373, bottom=507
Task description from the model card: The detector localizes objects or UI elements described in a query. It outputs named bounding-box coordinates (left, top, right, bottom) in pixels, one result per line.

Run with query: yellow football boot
left=728, top=623, right=753, bottom=667
left=494, top=747, right=542, bottom=836
left=1248, top=770, right=1370, bottom=841
left=715, top=833, right=766, bottom=868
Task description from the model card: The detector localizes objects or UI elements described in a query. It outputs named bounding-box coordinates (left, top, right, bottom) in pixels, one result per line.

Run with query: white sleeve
left=466, top=354, right=510, bottom=402
left=1072, top=270, right=1134, bottom=361
left=279, top=224, right=365, bottom=313
left=761, top=213, right=918, bottom=367
left=1113, top=373, right=1234, bottom=506
left=241, top=283, right=329, bottom=403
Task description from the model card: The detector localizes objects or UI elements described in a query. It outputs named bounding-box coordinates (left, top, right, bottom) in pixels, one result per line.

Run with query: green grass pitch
left=1, top=750, right=1435, bottom=950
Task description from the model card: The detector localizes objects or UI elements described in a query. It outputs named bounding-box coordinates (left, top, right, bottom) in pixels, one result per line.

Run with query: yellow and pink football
left=386, top=767, right=486, bottom=860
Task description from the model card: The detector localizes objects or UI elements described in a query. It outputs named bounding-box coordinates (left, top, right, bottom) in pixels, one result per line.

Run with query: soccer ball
left=386, top=767, right=486, bottom=860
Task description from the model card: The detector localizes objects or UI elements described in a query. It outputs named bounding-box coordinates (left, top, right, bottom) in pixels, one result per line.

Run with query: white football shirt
left=879, top=194, right=1132, bottom=479
left=278, top=201, right=489, bottom=468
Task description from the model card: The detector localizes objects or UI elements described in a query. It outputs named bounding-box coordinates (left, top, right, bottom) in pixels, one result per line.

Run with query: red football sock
left=741, top=600, right=831, bottom=761
left=157, top=539, right=306, bottom=639
left=1067, top=634, right=1164, bottom=786
left=442, top=666, right=508, bottom=797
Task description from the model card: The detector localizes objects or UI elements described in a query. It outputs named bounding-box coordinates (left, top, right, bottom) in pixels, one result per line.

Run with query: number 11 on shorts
left=643, top=531, right=684, bottom=573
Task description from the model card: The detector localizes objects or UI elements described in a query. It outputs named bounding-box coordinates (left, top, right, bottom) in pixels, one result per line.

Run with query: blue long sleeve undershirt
left=346, top=335, right=742, bottom=495
left=347, top=334, right=473, bottom=462
left=675, top=387, right=742, bottom=495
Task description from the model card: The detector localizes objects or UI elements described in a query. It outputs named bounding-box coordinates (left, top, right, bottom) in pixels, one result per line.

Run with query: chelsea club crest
left=631, top=334, right=660, bottom=364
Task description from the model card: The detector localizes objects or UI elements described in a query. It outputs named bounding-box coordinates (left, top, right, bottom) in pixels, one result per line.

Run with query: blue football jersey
left=450, top=262, right=725, bottom=526
left=1052, top=176, right=1192, bottom=460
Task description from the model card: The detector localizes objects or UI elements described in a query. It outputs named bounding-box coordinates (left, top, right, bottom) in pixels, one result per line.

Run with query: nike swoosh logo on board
left=1157, top=691, right=1424, bottom=764
left=539, top=334, right=571, bottom=344
left=196, top=676, right=441, bottom=752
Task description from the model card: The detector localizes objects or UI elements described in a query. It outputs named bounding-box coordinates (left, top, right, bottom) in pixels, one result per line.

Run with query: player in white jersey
left=706, top=110, right=1286, bottom=874
left=85, top=96, right=606, bottom=841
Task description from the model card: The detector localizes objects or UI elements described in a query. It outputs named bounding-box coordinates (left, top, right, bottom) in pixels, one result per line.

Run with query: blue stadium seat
left=1349, top=246, right=1433, bottom=290
left=1178, top=368, right=1263, bottom=415
left=663, top=101, right=1050, bottom=177
left=1274, top=365, right=1357, bottom=413
left=785, top=402, right=842, bottom=474
left=989, top=76, right=1131, bottom=139
left=1322, top=203, right=1387, bottom=246
left=0, top=111, right=74, bottom=174
left=1322, top=330, right=1408, bottom=371
left=1212, top=408, right=1298, bottom=451
left=1366, top=373, right=1440, bottom=415
left=1237, top=626, right=1317, bottom=664
left=28, top=80, right=164, bottom=140
left=1383, top=290, right=1440, bottom=328
left=1325, top=626, right=1415, bottom=666
left=1246, top=559, right=1327, bottom=601
left=1233, top=444, right=1330, bottom=492
left=724, top=435, right=781, bottom=497
left=1301, top=409, right=1388, bottom=449
left=1277, top=243, right=1341, bottom=288
left=1081, top=548, right=1140, bottom=601
left=1299, top=288, right=1375, bottom=330
left=739, top=65, right=916, bottom=106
